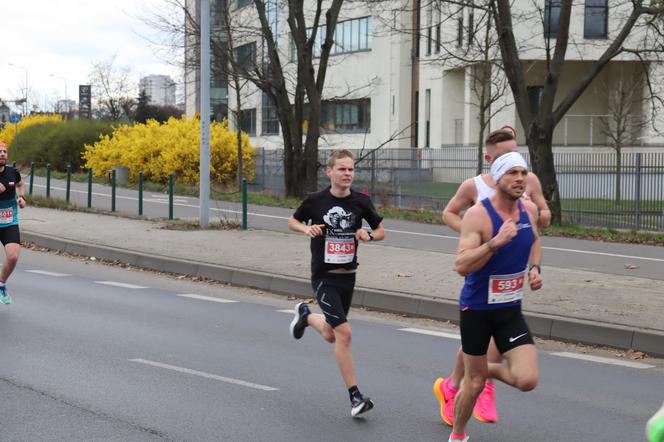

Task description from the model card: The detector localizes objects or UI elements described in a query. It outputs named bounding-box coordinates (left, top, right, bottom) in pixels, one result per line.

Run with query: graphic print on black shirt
left=292, top=187, right=383, bottom=278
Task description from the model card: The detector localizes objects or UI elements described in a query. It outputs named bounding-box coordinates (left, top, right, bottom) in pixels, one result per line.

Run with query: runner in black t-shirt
left=288, top=149, right=385, bottom=418
left=0, top=141, right=27, bottom=305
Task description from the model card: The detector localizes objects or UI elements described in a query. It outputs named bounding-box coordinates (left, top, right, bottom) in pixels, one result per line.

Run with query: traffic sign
left=9, top=114, right=20, bottom=124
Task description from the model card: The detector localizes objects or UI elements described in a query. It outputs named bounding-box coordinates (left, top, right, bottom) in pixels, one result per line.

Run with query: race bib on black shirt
left=293, top=187, right=383, bottom=278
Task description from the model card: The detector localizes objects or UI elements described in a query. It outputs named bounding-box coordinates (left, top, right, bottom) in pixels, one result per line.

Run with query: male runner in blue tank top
left=435, top=127, right=548, bottom=425
left=446, top=151, right=543, bottom=442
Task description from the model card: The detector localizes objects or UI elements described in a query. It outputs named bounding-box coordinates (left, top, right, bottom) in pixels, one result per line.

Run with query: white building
left=140, top=75, right=177, bottom=106
left=185, top=1, right=664, bottom=149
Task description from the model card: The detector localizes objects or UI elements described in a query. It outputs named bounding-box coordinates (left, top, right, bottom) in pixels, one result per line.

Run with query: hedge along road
left=28, top=175, right=664, bottom=281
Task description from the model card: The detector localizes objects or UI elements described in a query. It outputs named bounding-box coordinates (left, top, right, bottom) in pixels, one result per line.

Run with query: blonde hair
left=327, top=149, right=355, bottom=168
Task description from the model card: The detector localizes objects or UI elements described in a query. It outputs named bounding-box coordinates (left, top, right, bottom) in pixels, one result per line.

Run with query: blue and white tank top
left=459, top=199, right=534, bottom=310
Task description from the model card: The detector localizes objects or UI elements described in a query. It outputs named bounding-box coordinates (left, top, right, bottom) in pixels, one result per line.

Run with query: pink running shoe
left=473, top=382, right=498, bottom=423
left=433, top=377, right=457, bottom=426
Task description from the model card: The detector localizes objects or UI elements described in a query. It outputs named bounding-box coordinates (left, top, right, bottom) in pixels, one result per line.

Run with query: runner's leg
left=489, top=344, right=538, bottom=392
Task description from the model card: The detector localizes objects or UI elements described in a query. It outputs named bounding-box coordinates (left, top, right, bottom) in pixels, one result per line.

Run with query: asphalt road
left=29, top=176, right=664, bottom=281
left=0, top=249, right=662, bottom=441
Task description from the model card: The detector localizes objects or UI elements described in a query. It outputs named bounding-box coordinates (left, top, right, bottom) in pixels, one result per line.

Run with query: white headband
left=491, top=151, right=528, bottom=183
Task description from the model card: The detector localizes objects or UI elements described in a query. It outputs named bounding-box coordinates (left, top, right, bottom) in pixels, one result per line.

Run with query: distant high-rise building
left=139, top=75, right=177, bottom=106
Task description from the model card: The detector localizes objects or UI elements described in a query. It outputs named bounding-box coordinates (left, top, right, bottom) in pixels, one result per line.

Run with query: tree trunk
left=527, top=124, right=562, bottom=224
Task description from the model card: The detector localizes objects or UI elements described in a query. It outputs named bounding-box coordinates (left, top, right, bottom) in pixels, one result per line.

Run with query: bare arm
left=442, top=179, right=477, bottom=233
left=455, top=206, right=495, bottom=276
left=16, top=181, right=26, bottom=208
left=526, top=174, right=551, bottom=228
left=288, top=216, right=324, bottom=238
left=356, top=223, right=385, bottom=242
left=525, top=203, right=543, bottom=290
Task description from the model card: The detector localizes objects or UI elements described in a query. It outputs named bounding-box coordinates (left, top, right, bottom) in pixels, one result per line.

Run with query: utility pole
left=199, top=0, right=211, bottom=228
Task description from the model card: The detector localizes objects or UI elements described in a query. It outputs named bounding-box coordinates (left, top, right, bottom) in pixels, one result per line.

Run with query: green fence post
left=168, top=173, right=174, bottom=220
left=87, top=168, right=92, bottom=208
left=46, top=164, right=51, bottom=198
left=66, top=164, right=71, bottom=203
left=111, top=169, right=116, bottom=212
left=138, top=171, right=143, bottom=216
left=242, top=177, right=248, bottom=230
left=29, top=162, right=34, bottom=195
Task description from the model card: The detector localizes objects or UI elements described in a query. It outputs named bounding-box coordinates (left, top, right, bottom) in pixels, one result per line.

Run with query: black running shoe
left=289, top=302, right=310, bottom=339
left=351, top=395, right=374, bottom=417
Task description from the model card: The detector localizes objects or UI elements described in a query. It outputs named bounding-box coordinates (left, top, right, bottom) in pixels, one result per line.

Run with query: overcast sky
left=1, top=0, right=182, bottom=112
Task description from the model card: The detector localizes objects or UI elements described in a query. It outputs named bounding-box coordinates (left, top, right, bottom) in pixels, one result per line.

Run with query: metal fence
left=250, top=147, right=664, bottom=232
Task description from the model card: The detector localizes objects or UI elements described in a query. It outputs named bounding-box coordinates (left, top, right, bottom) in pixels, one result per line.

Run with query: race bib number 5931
left=324, top=237, right=355, bottom=264
left=488, top=270, right=525, bottom=304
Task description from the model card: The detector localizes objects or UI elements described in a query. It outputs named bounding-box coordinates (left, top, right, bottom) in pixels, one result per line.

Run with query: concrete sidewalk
left=18, top=206, right=664, bottom=357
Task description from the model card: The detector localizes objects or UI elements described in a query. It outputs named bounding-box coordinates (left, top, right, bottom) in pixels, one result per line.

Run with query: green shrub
left=11, top=119, right=114, bottom=171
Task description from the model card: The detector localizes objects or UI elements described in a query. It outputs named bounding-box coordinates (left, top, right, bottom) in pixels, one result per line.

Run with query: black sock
left=348, top=385, right=361, bottom=401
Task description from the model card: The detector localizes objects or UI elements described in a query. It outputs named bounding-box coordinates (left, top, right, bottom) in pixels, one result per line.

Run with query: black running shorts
left=460, top=305, right=534, bottom=356
left=311, top=273, right=356, bottom=328
left=0, top=225, right=20, bottom=246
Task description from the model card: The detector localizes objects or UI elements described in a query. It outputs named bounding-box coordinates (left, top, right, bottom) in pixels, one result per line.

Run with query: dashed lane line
left=129, top=358, right=279, bottom=391
left=177, top=294, right=239, bottom=303
left=398, top=327, right=461, bottom=340
left=94, top=281, right=148, bottom=289
left=25, top=270, right=71, bottom=277
left=550, top=352, right=655, bottom=369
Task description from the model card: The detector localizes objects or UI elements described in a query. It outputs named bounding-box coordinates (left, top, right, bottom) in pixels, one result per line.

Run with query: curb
left=22, top=231, right=664, bottom=358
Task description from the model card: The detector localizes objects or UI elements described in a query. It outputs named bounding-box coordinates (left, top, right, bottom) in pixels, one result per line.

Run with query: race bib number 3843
left=488, top=270, right=525, bottom=304
left=324, top=236, right=355, bottom=264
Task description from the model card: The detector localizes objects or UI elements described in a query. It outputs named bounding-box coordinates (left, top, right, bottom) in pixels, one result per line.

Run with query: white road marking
left=129, top=358, right=279, bottom=391
left=177, top=294, right=238, bottom=303
left=277, top=309, right=295, bottom=314
left=31, top=184, right=664, bottom=263
left=551, top=352, right=655, bottom=369
left=399, top=327, right=461, bottom=340
left=95, top=281, right=148, bottom=289
left=25, top=270, right=71, bottom=277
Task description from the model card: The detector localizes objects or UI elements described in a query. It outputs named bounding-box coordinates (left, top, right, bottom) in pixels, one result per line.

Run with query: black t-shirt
left=292, top=187, right=383, bottom=279
left=0, top=167, right=22, bottom=201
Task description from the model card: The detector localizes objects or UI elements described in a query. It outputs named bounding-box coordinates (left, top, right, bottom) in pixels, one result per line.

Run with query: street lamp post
left=8, top=63, right=28, bottom=115
left=50, top=73, right=68, bottom=115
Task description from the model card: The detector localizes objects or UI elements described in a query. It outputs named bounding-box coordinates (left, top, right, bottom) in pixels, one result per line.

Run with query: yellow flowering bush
left=0, top=114, right=62, bottom=147
left=82, top=117, right=256, bottom=185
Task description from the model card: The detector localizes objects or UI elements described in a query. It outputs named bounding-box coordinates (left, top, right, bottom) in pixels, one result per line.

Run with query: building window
left=435, top=24, right=441, bottom=53
left=236, top=0, right=252, bottom=9
left=262, top=93, right=279, bottom=135
left=240, top=108, right=256, bottom=136
left=457, top=16, right=463, bottom=47
left=544, top=0, right=561, bottom=38
left=320, top=99, right=371, bottom=132
left=584, top=0, right=608, bottom=38
left=427, top=26, right=432, bottom=56
left=235, top=42, right=256, bottom=68
left=467, top=11, right=474, bottom=46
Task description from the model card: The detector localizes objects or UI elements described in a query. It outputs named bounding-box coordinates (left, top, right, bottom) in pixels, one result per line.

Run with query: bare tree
left=492, top=0, right=664, bottom=224
left=598, top=66, right=648, bottom=203
left=88, top=54, right=136, bottom=120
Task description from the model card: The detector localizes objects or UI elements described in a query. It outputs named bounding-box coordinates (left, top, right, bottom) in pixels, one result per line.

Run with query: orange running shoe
left=473, top=382, right=498, bottom=423
left=433, top=377, right=457, bottom=426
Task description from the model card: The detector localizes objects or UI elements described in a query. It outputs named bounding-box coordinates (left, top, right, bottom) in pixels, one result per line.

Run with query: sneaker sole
left=433, top=378, right=453, bottom=427
left=289, top=302, right=304, bottom=339
left=351, top=399, right=374, bottom=417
